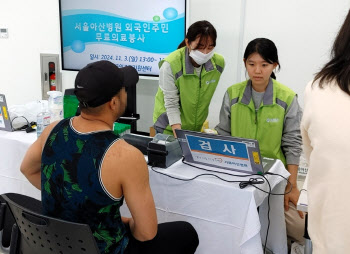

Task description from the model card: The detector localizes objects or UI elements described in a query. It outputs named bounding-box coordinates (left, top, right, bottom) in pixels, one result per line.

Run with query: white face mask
left=189, top=48, right=215, bottom=65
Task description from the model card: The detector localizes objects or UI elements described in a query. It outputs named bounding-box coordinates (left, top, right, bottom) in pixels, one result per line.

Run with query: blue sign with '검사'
left=186, top=135, right=249, bottom=159
left=184, top=134, right=252, bottom=171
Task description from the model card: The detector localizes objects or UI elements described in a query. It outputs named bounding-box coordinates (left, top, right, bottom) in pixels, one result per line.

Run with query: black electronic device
left=147, top=134, right=183, bottom=168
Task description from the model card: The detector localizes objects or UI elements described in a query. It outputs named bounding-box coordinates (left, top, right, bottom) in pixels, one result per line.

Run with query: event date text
left=90, top=54, right=161, bottom=63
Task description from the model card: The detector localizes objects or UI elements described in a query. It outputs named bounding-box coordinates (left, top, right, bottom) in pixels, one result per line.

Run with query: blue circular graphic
left=163, top=7, right=178, bottom=20
left=71, top=40, right=85, bottom=53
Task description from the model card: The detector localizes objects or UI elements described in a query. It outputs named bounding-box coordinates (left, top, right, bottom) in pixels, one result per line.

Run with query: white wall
left=1, top=0, right=350, bottom=132
left=242, top=0, right=350, bottom=106
left=0, top=0, right=61, bottom=103
left=189, top=0, right=243, bottom=129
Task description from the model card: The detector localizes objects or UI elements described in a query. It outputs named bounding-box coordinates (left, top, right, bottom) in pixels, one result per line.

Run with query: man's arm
left=114, top=142, right=158, bottom=241
left=20, top=122, right=58, bottom=190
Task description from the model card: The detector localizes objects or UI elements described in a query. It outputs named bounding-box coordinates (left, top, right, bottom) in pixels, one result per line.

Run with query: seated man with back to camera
left=20, top=60, right=199, bottom=254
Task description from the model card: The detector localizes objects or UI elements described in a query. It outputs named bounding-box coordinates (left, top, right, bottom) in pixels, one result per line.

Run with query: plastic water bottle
left=47, top=91, right=63, bottom=123
left=37, top=102, right=51, bottom=138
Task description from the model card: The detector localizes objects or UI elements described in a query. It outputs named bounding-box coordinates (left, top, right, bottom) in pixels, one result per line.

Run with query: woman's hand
left=171, top=124, right=181, bottom=137
left=284, top=184, right=304, bottom=219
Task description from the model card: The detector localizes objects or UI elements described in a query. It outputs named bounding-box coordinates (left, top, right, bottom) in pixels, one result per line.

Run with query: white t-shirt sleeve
left=159, top=61, right=181, bottom=126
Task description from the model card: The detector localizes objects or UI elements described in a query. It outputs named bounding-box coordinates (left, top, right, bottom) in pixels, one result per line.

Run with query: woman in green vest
left=153, top=20, right=225, bottom=136
left=215, top=38, right=305, bottom=246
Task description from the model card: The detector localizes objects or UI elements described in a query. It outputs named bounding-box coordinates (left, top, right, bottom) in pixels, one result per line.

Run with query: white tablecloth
left=122, top=159, right=290, bottom=254
left=0, top=130, right=40, bottom=199
left=0, top=130, right=290, bottom=254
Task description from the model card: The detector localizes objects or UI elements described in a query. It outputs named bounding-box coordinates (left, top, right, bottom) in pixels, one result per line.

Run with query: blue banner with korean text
left=60, top=0, right=186, bottom=76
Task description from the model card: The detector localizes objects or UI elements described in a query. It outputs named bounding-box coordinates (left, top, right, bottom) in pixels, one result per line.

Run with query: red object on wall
left=50, top=73, right=56, bottom=91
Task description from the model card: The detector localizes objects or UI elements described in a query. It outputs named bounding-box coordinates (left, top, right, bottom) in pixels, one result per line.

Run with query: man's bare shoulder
left=100, top=139, right=148, bottom=198
left=107, top=139, right=147, bottom=170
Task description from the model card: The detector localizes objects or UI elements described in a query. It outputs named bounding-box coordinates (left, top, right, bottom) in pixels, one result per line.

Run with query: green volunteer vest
left=227, top=79, right=296, bottom=165
left=153, top=47, right=224, bottom=135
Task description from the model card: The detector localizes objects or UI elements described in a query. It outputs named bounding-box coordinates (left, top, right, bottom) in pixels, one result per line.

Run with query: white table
left=146, top=160, right=289, bottom=254
left=0, top=130, right=40, bottom=199
left=0, top=130, right=290, bottom=254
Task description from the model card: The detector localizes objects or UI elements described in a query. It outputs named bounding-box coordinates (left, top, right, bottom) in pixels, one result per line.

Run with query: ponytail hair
left=177, top=39, right=186, bottom=49
left=270, top=72, right=276, bottom=80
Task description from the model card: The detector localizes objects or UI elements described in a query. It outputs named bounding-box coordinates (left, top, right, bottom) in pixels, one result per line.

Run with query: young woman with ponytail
left=153, top=20, right=225, bottom=136
left=215, top=38, right=305, bottom=247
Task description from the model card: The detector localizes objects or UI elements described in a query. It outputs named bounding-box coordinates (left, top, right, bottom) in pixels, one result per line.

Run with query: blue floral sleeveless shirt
left=41, top=118, right=128, bottom=253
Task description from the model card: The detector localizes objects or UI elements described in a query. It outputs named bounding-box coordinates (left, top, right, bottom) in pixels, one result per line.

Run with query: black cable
left=182, top=157, right=293, bottom=195
left=265, top=171, right=292, bottom=186
left=150, top=166, right=264, bottom=186
left=11, top=116, right=29, bottom=129
left=11, top=116, right=35, bottom=133
left=154, top=157, right=270, bottom=189
left=258, top=173, right=272, bottom=253
left=151, top=158, right=293, bottom=195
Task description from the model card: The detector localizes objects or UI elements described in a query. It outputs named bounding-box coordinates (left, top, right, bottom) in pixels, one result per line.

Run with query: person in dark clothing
left=20, top=60, right=199, bottom=254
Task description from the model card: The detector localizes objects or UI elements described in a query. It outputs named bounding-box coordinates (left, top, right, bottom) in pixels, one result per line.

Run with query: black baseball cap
left=74, top=60, right=139, bottom=108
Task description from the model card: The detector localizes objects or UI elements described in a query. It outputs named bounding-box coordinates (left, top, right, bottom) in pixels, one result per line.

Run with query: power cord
left=150, top=166, right=265, bottom=186
left=181, top=158, right=292, bottom=195
left=11, top=116, right=36, bottom=133
left=239, top=178, right=265, bottom=188
left=259, top=173, right=272, bottom=253
left=251, top=172, right=293, bottom=196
